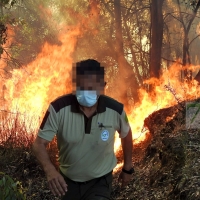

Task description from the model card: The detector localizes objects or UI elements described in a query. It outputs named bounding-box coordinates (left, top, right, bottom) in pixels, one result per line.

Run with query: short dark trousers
left=60, top=170, right=113, bottom=200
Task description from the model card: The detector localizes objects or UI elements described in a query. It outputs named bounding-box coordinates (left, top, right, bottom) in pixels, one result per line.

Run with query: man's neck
left=79, top=103, right=98, bottom=117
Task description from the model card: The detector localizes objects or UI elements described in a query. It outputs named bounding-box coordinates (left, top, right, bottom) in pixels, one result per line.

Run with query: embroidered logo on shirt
left=101, top=130, right=109, bottom=141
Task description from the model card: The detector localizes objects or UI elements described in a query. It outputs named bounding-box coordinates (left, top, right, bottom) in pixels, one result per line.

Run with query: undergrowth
left=0, top=110, right=58, bottom=199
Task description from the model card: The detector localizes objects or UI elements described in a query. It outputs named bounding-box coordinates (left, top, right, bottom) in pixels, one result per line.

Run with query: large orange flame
left=113, top=63, right=200, bottom=151
left=2, top=27, right=200, bottom=148
left=4, top=27, right=80, bottom=114
left=1, top=4, right=200, bottom=154
left=129, top=64, right=200, bottom=141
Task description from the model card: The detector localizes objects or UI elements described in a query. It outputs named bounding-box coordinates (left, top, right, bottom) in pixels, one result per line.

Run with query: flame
left=4, top=27, right=80, bottom=115
left=1, top=2, right=101, bottom=131
left=3, top=27, right=200, bottom=150
left=113, top=63, right=200, bottom=151
left=129, top=63, right=200, bottom=140
left=1, top=4, right=200, bottom=155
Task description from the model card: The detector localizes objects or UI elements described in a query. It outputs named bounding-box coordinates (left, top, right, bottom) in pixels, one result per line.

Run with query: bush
left=0, top=172, right=26, bottom=200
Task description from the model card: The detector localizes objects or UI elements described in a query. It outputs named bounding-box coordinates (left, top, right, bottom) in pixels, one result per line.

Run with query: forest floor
left=0, top=100, right=200, bottom=200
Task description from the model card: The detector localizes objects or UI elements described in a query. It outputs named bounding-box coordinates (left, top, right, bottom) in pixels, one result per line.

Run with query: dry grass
left=0, top=110, right=59, bottom=199
left=0, top=111, right=36, bottom=148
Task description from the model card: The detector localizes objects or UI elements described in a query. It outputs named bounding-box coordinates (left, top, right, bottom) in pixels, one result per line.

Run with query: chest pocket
left=91, top=114, right=117, bottom=149
left=94, top=126, right=116, bottom=156
left=93, top=126, right=115, bottom=146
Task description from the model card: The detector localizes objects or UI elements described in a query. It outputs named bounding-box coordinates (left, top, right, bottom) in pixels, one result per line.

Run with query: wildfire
left=4, top=27, right=80, bottom=115
left=2, top=27, right=200, bottom=147
left=114, top=63, right=200, bottom=151
left=1, top=7, right=200, bottom=153
left=131, top=64, right=200, bottom=134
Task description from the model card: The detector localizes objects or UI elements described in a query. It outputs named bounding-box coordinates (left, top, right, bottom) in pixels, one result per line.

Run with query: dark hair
left=76, top=59, right=104, bottom=76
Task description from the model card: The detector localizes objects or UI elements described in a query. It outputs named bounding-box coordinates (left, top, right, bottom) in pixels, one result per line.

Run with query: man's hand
left=32, top=137, right=67, bottom=196
left=118, top=171, right=132, bottom=188
left=46, top=169, right=68, bottom=197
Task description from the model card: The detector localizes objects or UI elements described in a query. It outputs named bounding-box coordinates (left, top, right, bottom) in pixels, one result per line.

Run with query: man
left=32, top=59, right=133, bottom=200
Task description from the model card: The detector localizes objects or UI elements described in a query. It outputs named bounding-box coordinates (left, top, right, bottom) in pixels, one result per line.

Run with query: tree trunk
left=177, top=0, right=200, bottom=81
left=113, top=0, right=139, bottom=109
left=149, top=0, right=164, bottom=79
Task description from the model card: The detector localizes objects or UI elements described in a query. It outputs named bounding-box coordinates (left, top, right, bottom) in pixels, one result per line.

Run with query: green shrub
left=0, top=172, right=26, bottom=200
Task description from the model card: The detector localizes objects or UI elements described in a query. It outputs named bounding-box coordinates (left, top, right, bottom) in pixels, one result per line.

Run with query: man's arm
left=32, top=136, right=55, bottom=172
left=118, top=129, right=133, bottom=188
left=121, top=128, right=133, bottom=170
left=32, top=136, right=67, bottom=197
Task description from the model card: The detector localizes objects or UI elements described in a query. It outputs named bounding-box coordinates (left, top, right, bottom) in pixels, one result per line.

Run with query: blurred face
left=75, top=73, right=105, bottom=94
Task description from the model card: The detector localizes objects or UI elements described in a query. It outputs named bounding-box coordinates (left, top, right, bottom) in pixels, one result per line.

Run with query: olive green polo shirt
left=38, top=94, right=130, bottom=182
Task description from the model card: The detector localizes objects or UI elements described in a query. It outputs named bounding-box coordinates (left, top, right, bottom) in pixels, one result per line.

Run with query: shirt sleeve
left=37, top=104, right=58, bottom=141
left=118, top=110, right=130, bottom=138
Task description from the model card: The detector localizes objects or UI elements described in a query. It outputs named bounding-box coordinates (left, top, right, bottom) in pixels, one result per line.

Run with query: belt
left=60, top=170, right=112, bottom=185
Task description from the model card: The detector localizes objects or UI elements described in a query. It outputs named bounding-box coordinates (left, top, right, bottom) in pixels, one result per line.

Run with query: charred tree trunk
left=149, top=0, right=164, bottom=80
left=182, top=33, right=192, bottom=81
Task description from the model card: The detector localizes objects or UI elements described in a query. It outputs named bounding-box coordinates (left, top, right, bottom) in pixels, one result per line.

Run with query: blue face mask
left=76, top=90, right=98, bottom=107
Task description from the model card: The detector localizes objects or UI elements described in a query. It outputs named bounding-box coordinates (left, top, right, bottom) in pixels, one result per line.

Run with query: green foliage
left=1, top=0, right=10, bottom=6
left=0, top=0, right=17, bottom=57
left=0, top=0, right=16, bottom=7
left=182, top=0, right=199, bottom=7
left=0, top=172, right=26, bottom=200
left=10, top=0, right=17, bottom=7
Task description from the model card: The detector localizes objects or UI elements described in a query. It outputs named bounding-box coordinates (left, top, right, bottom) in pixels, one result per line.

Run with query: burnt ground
left=0, top=100, right=200, bottom=200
